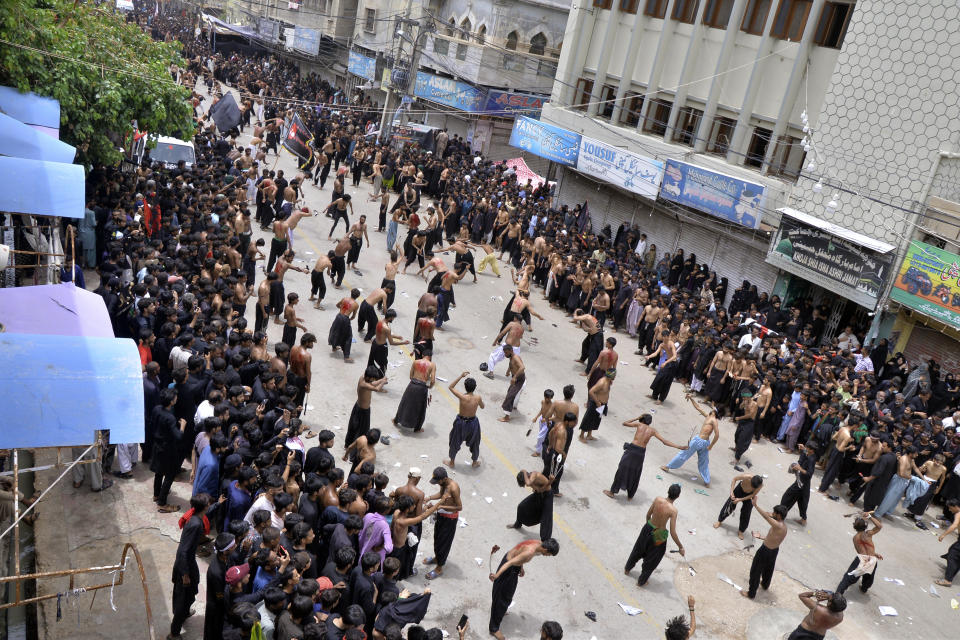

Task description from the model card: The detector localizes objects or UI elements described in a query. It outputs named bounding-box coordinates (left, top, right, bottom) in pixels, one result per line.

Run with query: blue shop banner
left=414, top=72, right=485, bottom=112
left=577, top=135, right=663, bottom=200
left=348, top=51, right=376, bottom=81
left=660, top=159, right=765, bottom=229
left=508, top=116, right=581, bottom=167
left=292, top=27, right=320, bottom=57
left=485, top=91, right=545, bottom=117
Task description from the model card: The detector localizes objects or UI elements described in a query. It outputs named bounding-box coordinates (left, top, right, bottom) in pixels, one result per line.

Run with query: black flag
left=282, top=113, right=313, bottom=162
left=209, top=92, right=242, bottom=132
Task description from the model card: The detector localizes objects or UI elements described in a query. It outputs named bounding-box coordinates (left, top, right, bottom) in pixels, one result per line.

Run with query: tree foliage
left=0, top=0, right=195, bottom=167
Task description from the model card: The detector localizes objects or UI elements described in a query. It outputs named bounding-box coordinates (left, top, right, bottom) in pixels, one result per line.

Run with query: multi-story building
left=529, top=0, right=960, bottom=353
left=350, top=0, right=569, bottom=159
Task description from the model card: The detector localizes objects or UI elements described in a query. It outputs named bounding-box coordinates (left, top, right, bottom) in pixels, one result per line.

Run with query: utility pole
left=377, top=0, right=430, bottom=141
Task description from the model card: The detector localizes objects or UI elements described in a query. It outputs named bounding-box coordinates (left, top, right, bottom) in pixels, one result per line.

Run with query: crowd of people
left=58, top=7, right=960, bottom=640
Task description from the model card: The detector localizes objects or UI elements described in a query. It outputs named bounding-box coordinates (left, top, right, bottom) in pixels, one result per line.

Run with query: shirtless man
left=542, top=414, right=573, bottom=497
left=704, top=342, right=733, bottom=405
left=331, top=235, right=350, bottom=288
left=604, top=414, right=685, bottom=500
left=381, top=250, right=403, bottom=310
left=786, top=590, right=846, bottom=640
left=733, top=391, right=759, bottom=469
left=935, top=500, right=960, bottom=586
left=289, top=333, right=314, bottom=406
left=244, top=237, right=265, bottom=291
left=661, top=394, right=720, bottom=487
left=573, top=310, right=604, bottom=373
left=367, top=309, right=408, bottom=374
left=502, top=290, right=544, bottom=332
left=625, top=484, right=684, bottom=586
left=819, top=420, right=857, bottom=495
left=508, top=469, right=556, bottom=540
left=357, top=288, right=389, bottom=342
left=546, top=385, right=579, bottom=457
left=423, top=467, right=462, bottom=580
left=445, top=371, right=485, bottom=468
left=343, top=428, right=380, bottom=474
left=344, top=366, right=388, bottom=448
left=471, top=239, right=502, bottom=277
left=435, top=267, right=466, bottom=330
left=578, top=369, right=613, bottom=442
left=389, top=493, right=441, bottom=581
left=835, top=512, right=882, bottom=595
left=282, top=293, right=307, bottom=349
left=310, top=252, right=333, bottom=309
left=393, top=351, right=436, bottom=432
left=741, top=500, right=789, bottom=598
left=267, top=214, right=290, bottom=274
left=488, top=538, right=560, bottom=640
left=499, top=345, right=526, bottom=423
left=485, top=313, right=524, bottom=378
left=233, top=273, right=250, bottom=316
left=636, top=299, right=663, bottom=355
left=418, top=254, right=449, bottom=289
left=498, top=219, right=522, bottom=263
left=327, top=194, right=354, bottom=239
left=328, top=289, right=360, bottom=363
left=272, top=251, right=309, bottom=323
left=256, top=273, right=274, bottom=332
left=585, top=337, right=618, bottom=382
left=714, top=474, right=764, bottom=540
left=754, top=374, right=773, bottom=442
left=286, top=206, right=314, bottom=235
left=346, top=215, right=370, bottom=271
left=591, top=288, right=611, bottom=329
left=530, top=389, right=554, bottom=457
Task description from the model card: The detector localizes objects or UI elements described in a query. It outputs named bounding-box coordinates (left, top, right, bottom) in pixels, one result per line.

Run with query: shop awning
left=766, top=207, right=897, bottom=309
left=0, top=85, right=61, bottom=138
left=0, top=283, right=144, bottom=448
left=0, top=283, right=113, bottom=337
left=778, top=207, right=896, bottom=254
left=0, top=111, right=76, bottom=164
left=0, top=155, right=85, bottom=219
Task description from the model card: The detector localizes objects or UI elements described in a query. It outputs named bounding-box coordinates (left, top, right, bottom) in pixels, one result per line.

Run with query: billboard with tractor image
left=891, top=240, right=960, bottom=330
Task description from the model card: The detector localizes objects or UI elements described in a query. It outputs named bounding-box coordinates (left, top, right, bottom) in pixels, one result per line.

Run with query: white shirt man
left=634, top=236, right=647, bottom=257
left=738, top=328, right=762, bottom=356
left=836, top=327, right=860, bottom=351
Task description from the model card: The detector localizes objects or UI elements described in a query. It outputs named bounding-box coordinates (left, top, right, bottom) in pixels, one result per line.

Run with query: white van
left=146, top=136, right=196, bottom=169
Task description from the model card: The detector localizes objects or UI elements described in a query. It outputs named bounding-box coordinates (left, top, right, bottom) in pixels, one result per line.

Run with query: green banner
left=890, top=240, right=960, bottom=330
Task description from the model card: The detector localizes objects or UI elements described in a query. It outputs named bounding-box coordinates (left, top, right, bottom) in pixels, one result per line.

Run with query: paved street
left=31, top=95, right=960, bottom=640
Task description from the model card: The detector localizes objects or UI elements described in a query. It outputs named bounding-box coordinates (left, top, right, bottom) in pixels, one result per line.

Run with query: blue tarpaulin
left=0, top=155, right=85, bottom=219
left=0, top=111, right=76, bottom=164
left=0, top=283, right=113, bottom=337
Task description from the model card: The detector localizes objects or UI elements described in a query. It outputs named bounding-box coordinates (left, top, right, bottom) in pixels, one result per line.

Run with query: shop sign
left=348, top=51, right=376, bottom=81
left=772, top=216, right=892, bottom=299
left=576, top=135, right=663, bottom=200
left=659, top=159, right=765, bottom=229
left=890, top=241, right=960, bottom=330
left=508, top=116, right=581, bottom=167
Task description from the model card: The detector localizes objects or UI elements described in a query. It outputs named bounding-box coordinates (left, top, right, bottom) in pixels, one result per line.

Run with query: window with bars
left=599, top=85, right=617, bottom=119
left=745, top=126, right=773, bottom=167
left=644, top=0, right=669, bottom=18
left=672, top=0, right=701, bottom=23
left=643, top=99, right=672, bottom=136
left=673, top=106, right=704, bottom=146
left=703, top=0, right=735, bottom=28
left=771, top=0, right=813, bottom=41
left=530, top=33, right=547, bottom=55
left=504, top=31, right=522, bottom=70
left=814, top=1, right=854, bottom=48
left=620, top=0, right=641, bottom=13
left=434, top=36, right=449, bottom=56
left=741, top=0, right=771, bottom=35
left=621, top=92, right=645, bottom=126
left=575, top=78, right=594, bottom=111
left=364, top=8, right=376, bottom=33
left=707, top=116, right=737, bottom=155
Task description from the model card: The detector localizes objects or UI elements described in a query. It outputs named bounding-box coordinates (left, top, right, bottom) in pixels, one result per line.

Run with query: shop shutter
left=676, top=222, right=719, bottom=272
left=904, top=324, right=960, bottom=375
left=711, top=233, right=780, bottom=305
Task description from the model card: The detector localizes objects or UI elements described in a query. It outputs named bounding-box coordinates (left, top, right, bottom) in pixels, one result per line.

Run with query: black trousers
left=433, top=515, right=458, bottom=567
left=747, top=545, right=779, bottom=597
left=543, top=448, right=564, bottom=495
left=489, top=556, right=521, bottom=634
left=944, top=539, right=960, bottom=582
left=311, top=269, right=327, bottom=300
left=779, top=481, right=810, bottom=520
left=154, top=469, right=176, bottom=504
left=170, top=579, right=197, bottom=636
left=624, top=523, right=667, bottom=585
left=734, top=419, right=755, bottom=461
left=818, top=448, right=844, bottom=493
left=835, top=556, right=876, bottom=594
left=357, top=301, right=378, bottom=341
left=717, top=486, right=753, bottom=532
left=329, top=208, right=349, bottom=236
left=255, top=305, right=269, bottom=332
left=266, top=237, right=287, bottom=274
left=331, top=256, right=346, bottom=286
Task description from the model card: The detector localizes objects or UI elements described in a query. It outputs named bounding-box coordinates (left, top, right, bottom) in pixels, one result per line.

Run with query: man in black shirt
left=170, top=493, right=212, bottom=639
